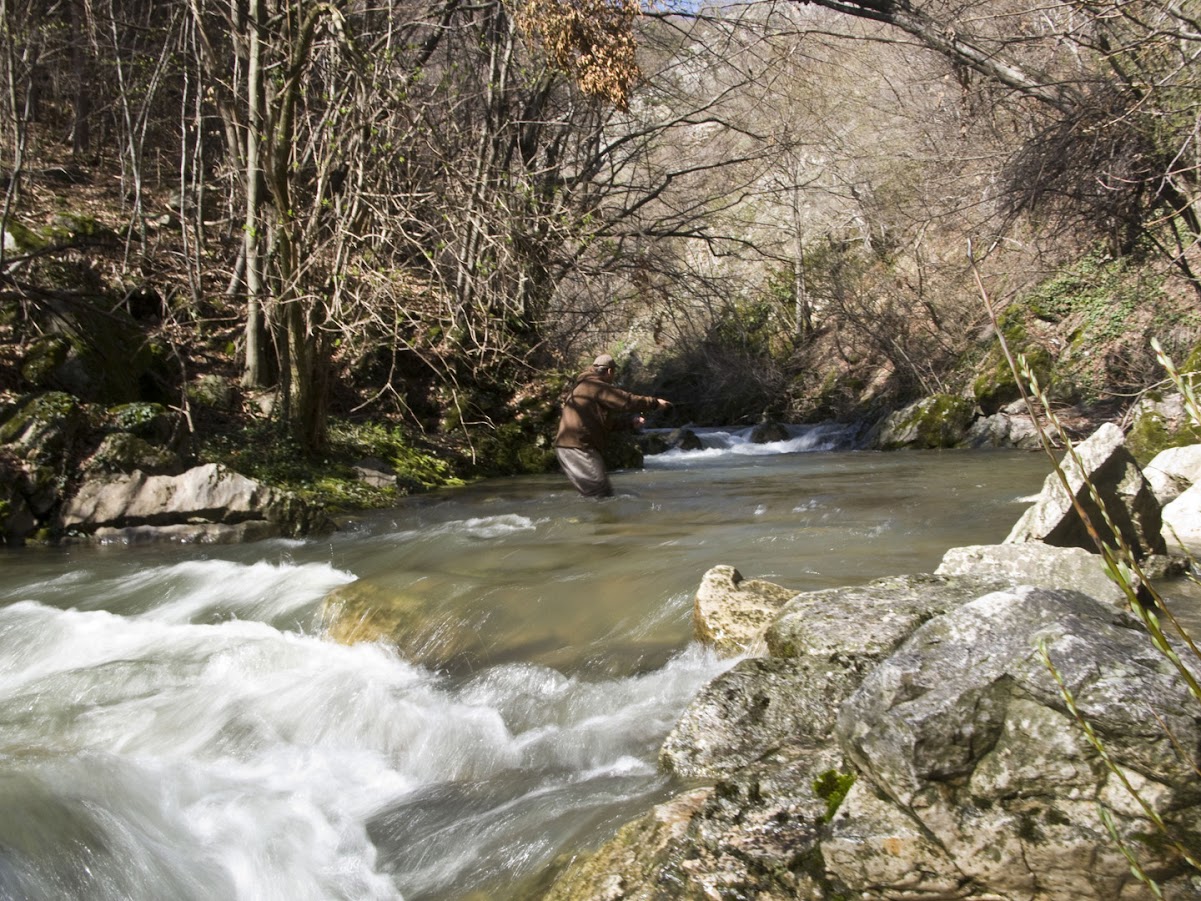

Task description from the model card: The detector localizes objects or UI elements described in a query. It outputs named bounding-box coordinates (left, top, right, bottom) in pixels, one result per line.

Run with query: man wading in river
left=554, top=354, right=672, bottom=498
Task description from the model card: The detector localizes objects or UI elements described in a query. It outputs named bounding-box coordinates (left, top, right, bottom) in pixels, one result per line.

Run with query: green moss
left=20, top=336, right=70, bottom=387
left=886, top=394, right=975, bottom=449
left=973, top=345, right=1054, bottom=414
left=198, top=418, right=464, bottom=513
left=812, top=769, right=855, bottom=822
left=1126, top=408, right=1201, bottom=465
left=1017, top=814, right=1046, bottom=844
left=107, top=402, right=167, bottom=434
left=3, top=218, right=46, bottom=253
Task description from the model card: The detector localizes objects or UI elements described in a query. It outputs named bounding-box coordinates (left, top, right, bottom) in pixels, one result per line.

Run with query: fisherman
left=553, top=353, right=671, bottom=498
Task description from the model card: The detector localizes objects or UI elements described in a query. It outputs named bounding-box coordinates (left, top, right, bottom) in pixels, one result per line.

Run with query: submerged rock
left=691, top=564, right=797, bottom=656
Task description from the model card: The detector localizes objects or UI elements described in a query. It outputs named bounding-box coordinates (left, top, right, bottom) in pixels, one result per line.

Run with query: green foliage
left=812, top=769, right=855, bottom=822
left=711, top=296, right=780, bottom=359
left=1022, top=251, right=1158, bottom=356
left=199, top=418, right=463, bottom=512
left=469, top=420, right=557, bottom=477
left=108, top=403, right=162, bottom=430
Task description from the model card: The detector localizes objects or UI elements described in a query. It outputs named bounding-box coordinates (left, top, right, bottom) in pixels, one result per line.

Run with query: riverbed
left=0, top=428, right=1053, bottom=900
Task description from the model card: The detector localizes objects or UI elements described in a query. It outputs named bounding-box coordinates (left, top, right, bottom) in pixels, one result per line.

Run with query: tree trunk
left=242, top=0, right=269, bottom=389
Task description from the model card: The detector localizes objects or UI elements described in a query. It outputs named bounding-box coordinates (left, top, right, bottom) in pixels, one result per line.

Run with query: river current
left=0, top=426, right=1054, bottom=900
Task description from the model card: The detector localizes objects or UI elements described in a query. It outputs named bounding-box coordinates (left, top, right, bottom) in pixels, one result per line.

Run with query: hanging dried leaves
left=514, top=0, right=641, bottom=109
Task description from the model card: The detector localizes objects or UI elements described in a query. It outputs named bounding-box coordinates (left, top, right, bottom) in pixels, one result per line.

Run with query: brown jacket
left=554, top=372, right=661, bottom=450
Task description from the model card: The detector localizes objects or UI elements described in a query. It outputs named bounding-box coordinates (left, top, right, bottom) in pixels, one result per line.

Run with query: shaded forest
left=2, top=0, right=1200, bottom=488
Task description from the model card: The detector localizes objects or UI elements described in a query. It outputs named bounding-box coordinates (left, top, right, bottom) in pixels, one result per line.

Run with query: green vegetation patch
left=813, top=769, right=856, bottom=822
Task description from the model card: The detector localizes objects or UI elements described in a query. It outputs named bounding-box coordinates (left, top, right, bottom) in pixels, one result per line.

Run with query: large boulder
left=659, top=654, right=861, bottom=781
left=961, top=398, right=1043, bottom=449
left=1126, top=391, right=1201, bottom=464
left=869, top=394, right=977, bottom=450
left=544, top=565, right=1201, bottom=900
left=1005, top=422, right=1165, bottom=559
left=0, top=391, right=90, bottom=544
left=765, top=572, right=1001, bottom=662
left=21, top=297, right=178, bottom=404
left=832, top=586, right=1200, bottom=899
left=58, top=463, right=333, bottom=543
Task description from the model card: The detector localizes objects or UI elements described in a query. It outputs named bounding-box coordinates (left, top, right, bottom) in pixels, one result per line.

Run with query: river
left=0, top=427, right=1054, bottom=900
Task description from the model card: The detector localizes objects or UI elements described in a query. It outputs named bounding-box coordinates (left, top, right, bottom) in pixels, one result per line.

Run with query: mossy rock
left=972, top=345, right=1053, bottom=415
left=874, top=394, right=976, bottom=450
left=24, top=297, right=178, bottom=404
left=46, top=212, right=119, bottom=244
left=602, top=430, right=645, bottom=471
left=0, top=391, right=88, bottom=465
left=20, top=336, right=71, bottom=388
left=3, top=218, right=46, bottom=254
left=187, top=374, right=238, bottom=411
left=85, top=432, right=183, bottom=476
left=1126, top=402, right=1201, bottom=465
left=469, top=421, right=557, bottom=477
left=106, top=402, right=181, bottom=444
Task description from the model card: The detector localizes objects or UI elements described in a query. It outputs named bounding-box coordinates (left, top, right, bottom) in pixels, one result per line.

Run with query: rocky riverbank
left=538, top=424, right=1201, bottom=900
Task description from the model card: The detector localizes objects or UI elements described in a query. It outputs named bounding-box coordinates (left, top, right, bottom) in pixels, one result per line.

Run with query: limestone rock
left=84, top=432, right=184, bottom=476
left=540, top=790, right=712, bottom=901
left=692, top=564, right=797, bottom=656
left=1145, top=444, right=1201, bottom=505
left=1005, top=422, right=1165, bottom=559
left=870, top=394, right=976, bottom=450
left=834, top=585, right=1201, bottom=899
left=58, top=462, right=333, bottom=542
left=765, top=573, right=1001, bottom=662
left=1162, top=481, right=1201, bottom=553
left=936, top=542, right=1129, bottom=607
left=962, top=401, right=1043, bottom=449
left=659, top=655, right=864, bottom=781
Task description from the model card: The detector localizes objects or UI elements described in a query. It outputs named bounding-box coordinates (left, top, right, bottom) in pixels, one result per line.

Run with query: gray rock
left=765, top=572, right=1002, bottom=662
left=870, top=394, right=976, bottom=450
left=1145, top=444, right=1201, bottom=505
left=936, top=542, right=1129, bottom=607
left=84, top=432, right=184, bottom=476
left=660, top=655, right=865, bottom=781
left=544, top=564, right=1201, bottom=901
left=1162, top=481, right=1201, bottom=553
left=59, top=463, right=333, bottom=541
left=962, top=408, right=1043, bottom=449
left=749, top=421, right=790, bottom=444
left=834, top=585, right=1200, bottom=899
left=1005, top=422, right=1165, bottom=559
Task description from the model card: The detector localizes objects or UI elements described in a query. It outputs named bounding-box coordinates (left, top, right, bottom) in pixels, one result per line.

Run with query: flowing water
left=0, top=428, right=1061, bottom=900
